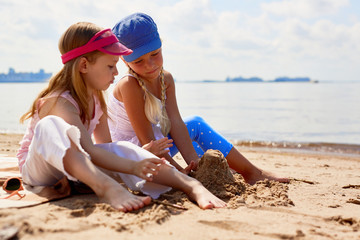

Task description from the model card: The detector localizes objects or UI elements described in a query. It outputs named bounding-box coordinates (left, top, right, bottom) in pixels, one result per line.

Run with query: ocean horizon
left=1, top=81, right=359, bottom=156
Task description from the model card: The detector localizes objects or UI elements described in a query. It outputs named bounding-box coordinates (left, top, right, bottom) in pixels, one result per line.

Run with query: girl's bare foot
left=62, top=144, right=152, bottom=212
left=245, top=170, right=289, bottom=185
left=97, top=181, right=151, bottom=212
left=226, top=147, right=289, bottom=185
left=186, top=180, right=227, bottom=209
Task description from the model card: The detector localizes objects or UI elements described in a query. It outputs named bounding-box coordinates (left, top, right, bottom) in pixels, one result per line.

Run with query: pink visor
left=61, top=28, right=132, bottom=64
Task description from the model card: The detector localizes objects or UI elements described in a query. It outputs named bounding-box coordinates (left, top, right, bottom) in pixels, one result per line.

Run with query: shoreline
left=232, top=140, right=360, bottom=159
left=1, top=132, right=359, bottom=158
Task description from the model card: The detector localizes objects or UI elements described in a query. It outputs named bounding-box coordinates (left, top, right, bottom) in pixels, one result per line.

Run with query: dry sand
left=0, top=133, right=359, bottom=240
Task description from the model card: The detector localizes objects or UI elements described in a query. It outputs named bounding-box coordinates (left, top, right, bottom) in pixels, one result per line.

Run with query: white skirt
left=21, top=115, right=171, bottom=199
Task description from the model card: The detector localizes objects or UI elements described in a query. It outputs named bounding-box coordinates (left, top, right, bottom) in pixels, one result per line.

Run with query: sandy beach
left=0, top=133, right=359, bottom=240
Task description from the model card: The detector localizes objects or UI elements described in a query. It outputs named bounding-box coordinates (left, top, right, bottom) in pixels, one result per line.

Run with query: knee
left=35, top=115, right=67, bottom=135
left=63, top=142, right=87, bottom=164
left=63, top=143, right=78, bottom=165
left=111, top=141, right=157, bottom=158
left=114, top=141, right=143, bottom=152
left=40, top=115, right=65, bottom=124
left=184, top=115, right=206, bottom=125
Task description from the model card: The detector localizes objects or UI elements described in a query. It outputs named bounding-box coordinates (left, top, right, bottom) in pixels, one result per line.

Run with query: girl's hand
left=180, top=160, right=197, bottom=175
left=133, top=157, right=166, bottom=181
left=191, top=158, right=200, bottom=170
left=142, top=137, right=173, bottom=156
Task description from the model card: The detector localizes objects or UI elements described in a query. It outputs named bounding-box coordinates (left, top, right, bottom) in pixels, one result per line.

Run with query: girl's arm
left=117, top=76, right=185, bottom=171
left=164, top=72, right=200, bottom=166
left=93, top=112, right=112, bottom=143
left=39, top=97, right=163, bottom=181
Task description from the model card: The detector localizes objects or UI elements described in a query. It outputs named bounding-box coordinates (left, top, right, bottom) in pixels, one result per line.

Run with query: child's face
left=82, top=53, right=119, bottom=91
left=127, top=48, right=163, bottom=81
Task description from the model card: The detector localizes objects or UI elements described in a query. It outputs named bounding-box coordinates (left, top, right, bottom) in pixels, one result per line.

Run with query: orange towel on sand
left=0, top=157, right=73, bottom=208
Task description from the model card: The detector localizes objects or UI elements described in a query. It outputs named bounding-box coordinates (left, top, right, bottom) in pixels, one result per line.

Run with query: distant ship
left=0, top=68, right=52, bottom=83
left=225, top=76, right=318, bottom=83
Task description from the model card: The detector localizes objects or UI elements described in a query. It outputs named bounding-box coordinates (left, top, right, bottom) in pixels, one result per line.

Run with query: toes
left=124, top=196, right=152, bottom=212
left=116, top=205, right=128, bottom=213
left=123, top=202, right=134, bottom=212
left=280, top=177, right=290, bottom=183
left=141, top=196, right=152, bottom=205
left=130, top=201, right=143, bottom=211
left=217, top=200, right=227, bottom=208
left=200, top=201, right=214, bottom=210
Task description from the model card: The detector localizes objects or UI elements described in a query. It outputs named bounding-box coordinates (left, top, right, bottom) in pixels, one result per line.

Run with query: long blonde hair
left=20, top=22, right=108, bottom=125
left=129, top=67, right=171, bottom=136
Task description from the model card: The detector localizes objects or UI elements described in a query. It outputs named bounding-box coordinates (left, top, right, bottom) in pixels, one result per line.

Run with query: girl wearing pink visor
left=17, top=22, right=225, bottom=211
left=109, top=13, right=289, bottom=184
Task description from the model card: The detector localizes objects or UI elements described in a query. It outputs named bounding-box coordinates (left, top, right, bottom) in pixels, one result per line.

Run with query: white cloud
left=0, top=0, right=359, bottom=81
left=261, top=0, right=349, bottom=18
left=163, top=0, right=360, bottom=81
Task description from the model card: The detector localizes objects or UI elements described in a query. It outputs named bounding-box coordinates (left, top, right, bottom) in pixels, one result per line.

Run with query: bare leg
left=63, top=142, right=151, bottom=212
left=226, top=147, right=289, bottom=185
left=152, top=164, right=226, bottom=209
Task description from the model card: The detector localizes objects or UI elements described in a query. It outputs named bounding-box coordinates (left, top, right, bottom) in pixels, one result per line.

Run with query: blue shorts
left=169, top=115, right=233, bottom=158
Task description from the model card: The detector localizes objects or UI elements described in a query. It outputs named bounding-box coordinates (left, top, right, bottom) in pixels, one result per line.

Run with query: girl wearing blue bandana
left=108, top=13, right=289, bottom=185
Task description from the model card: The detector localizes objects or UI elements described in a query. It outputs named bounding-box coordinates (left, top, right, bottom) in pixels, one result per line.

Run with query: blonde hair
left=129, top=67, right=171, bottom=136
left=20, top=22, right=108, bottom=125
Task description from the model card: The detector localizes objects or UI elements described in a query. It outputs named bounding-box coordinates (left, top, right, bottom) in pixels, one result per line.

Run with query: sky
left=0, top=0, right=359, bottom=82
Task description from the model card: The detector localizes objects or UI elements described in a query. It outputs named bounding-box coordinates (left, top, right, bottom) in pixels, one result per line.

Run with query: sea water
left=175, top=81, right=360, bottom=144
left=175, top=81, right=360, bottom=155
left=0, top=81, right=359, bottom=154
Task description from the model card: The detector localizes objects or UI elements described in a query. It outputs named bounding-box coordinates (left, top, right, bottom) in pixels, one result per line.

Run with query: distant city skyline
left=0, top=0, right=359, bottom=82
left=0, top=67, right=51, bottom=82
